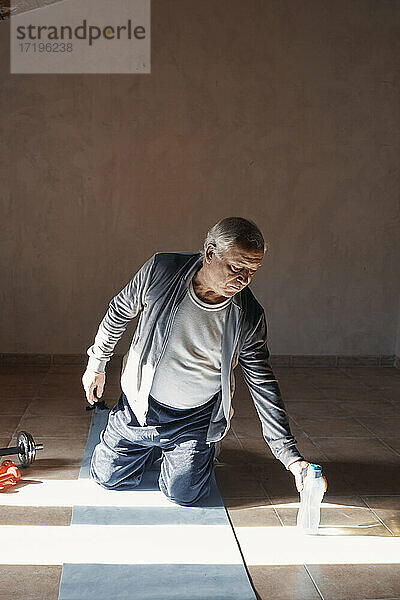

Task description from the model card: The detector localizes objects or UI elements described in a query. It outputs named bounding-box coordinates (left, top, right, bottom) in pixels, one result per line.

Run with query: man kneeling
left=82, top=217, right=310, bottom=506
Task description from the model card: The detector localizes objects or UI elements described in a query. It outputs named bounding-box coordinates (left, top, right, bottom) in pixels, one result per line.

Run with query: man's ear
left=205, top=244, right=215, bottom=263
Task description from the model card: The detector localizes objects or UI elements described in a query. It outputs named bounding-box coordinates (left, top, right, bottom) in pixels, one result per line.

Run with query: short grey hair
left=202, top=217, right=266, bottom=258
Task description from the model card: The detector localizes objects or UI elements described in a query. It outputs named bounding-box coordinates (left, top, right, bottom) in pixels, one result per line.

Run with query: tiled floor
left=0, top=364, right=399, bottom=600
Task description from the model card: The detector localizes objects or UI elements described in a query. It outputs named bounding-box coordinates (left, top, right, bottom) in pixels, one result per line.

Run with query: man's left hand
left=288, top=460, right=328, bottom=493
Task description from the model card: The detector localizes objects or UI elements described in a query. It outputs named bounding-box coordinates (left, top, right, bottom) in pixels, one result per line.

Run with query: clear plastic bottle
left=296, top=463, right=326, bottom=535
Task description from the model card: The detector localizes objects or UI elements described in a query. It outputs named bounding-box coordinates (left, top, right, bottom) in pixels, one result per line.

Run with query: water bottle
left=296, top=463, right=326, bottom=534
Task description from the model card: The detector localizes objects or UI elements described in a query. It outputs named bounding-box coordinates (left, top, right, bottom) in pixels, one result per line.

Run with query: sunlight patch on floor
left=234, top=526, right=400, bottom=565
left=0, top=524, right=244, bottom=565
left=0, top=479, right=174, bottom=508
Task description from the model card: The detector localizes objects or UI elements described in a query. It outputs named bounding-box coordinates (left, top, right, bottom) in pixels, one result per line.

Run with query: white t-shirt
left=150, top=278, right=231, bottom=409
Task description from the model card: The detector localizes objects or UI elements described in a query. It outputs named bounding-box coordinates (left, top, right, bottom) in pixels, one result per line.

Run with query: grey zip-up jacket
left=86, top=251, right=304, bottom=470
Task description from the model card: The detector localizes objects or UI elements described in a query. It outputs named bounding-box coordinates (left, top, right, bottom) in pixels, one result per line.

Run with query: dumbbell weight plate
left=17, top=431, right=37, bottom=467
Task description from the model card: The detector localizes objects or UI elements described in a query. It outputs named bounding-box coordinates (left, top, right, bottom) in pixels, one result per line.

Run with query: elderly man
left=82, top=217, right=315, bottom=506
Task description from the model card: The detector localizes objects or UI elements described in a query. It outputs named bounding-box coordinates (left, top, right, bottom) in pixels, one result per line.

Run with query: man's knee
left=159, top=474, right=212, bottom=506
left=90, top=446, right=118, bottom=489
left=90, top=438, right=150, bottom=490
left=90, top=456, right=143, bottom=491
left=90, top=469, right=115, bottom=490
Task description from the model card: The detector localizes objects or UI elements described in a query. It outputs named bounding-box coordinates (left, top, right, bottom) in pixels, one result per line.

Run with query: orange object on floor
left=0, top=460, right=21, bottom=490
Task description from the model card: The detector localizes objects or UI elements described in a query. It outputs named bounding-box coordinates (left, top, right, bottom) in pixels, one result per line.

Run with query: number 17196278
left=19, top=42, right=73, bottom=52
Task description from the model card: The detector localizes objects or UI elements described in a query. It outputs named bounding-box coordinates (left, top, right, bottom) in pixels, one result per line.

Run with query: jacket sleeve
left=238, top=309, right=304, bottom=470
left=86, top=254, right=156, bottom=373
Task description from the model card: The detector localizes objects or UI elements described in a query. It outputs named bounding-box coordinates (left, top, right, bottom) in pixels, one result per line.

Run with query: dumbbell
left=0, top=431, right=43, bottom=467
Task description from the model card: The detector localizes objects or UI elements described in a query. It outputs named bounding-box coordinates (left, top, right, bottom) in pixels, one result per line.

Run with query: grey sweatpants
left=90, top=391, right=217, bottom=506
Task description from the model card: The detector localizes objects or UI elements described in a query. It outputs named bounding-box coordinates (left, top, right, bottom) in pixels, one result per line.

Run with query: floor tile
left=41, top=372, right=84, bottom=383
left=0, top=367, right=49, bottom=376
left=217, top=434, right=248, bottom=465
left=18, top=463, right=83, bottom=480
left=224, top=497, right=282, bottom=527
left=0, top=384, right=40, bottom=399
left=1, top=354, right=51, bottom=367
left=292, top=416, right=373, bottom=438
left=362, top=496, right=400, bottom=536
left=0, top=399, right=29, bottom=416
left=355, top=416, right=400, bottom=438
left=231, top=417, right=265, bottom=439
left=0, top=416, right=21, bottom=438
left=0, top=506, right=72, bottom=526
left=35, top=382, right=90, bottom=398
left=0, top=437, right=11, bottom=449
left=232, top=399, right=258, bottom=418
left=50, top=356, right=87, bottom=367
left=257, top=462, right=303, bottom=499
left=274, top=377, right=317, bottom=389
left=383, top=390, right=400, bottom=403
left=312, top=437, right=400, bottom=464
left=25, top=398, right=93, bottom=417
left=237, top=438, right=278, bottom=466
left=320, top=388, right=374, bottom=401
left=315, top=376, right=369, bottom=387
left=341, top=367, right=400, bottom=380
left=381, top=439, right=400, bottom=455
left=0, top=565, right=61, bottom=600
left=284, top=399, right=346, bottom=418
left=368, top=379, right=400, bottom=392
left=286, top=419, right=310, bottom=440
left=337, top=462, right=400, bottom=495
left=215, top=465, right=266, bottom=498
left=275, top=370, right=323, bottom=382
left=313, top=376, right=362, bottom=387
left=16, top=415, right=91, bottom=438
left=280, top=387, right=328, bottom=400
left=307, top=563, right=400, bottom=600
left=336, top=399, right=399, bottom=417
left=292, top=437, right=328, bottom=463
left=0, top=379, right=42, bottom=394
left=247, top=565, right=321, bottom=600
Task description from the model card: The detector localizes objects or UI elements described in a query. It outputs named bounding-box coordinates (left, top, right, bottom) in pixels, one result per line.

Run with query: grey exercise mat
left=58, top=408, right=257, bottom=600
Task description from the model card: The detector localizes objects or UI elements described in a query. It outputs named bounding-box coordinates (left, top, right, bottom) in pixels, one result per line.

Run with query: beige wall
left=1, top=0, right=399, bottom=356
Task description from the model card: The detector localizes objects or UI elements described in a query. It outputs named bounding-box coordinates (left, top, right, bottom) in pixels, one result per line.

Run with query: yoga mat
left=57, top=408, right=258, bottom=600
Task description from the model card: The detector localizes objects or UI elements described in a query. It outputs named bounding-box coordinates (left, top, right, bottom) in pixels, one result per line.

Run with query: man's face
left=204, top=244, right=264, bottom=298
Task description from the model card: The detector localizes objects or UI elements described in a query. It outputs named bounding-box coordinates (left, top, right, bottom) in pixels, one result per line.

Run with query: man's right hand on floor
left=82, top=370, right=106, bottom=405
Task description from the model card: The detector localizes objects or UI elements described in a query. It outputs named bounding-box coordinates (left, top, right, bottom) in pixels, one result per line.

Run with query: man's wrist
left=286, top=456, right=304, bottom=471
left=86, top=356, right=107, bottom=373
